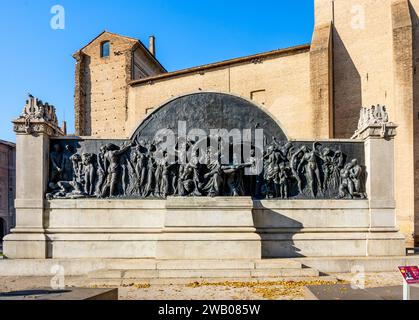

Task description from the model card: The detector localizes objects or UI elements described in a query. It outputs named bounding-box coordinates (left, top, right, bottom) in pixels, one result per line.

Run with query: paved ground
left=0, top=287, right=117, bottom=300
left=305, top=284, right=419, bottom=300
left=0, top=272, right=406, bottom=300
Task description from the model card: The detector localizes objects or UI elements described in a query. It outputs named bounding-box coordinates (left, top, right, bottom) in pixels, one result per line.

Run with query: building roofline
left=73, top=30, right=167, bottom=73
left=131, top=38, right=167, bottom=73
left=0, top=140, right=16, bottom=148
left=129, top=43, right=311, bottom=86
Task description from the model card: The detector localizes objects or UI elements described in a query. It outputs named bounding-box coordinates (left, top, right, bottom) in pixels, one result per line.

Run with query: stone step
left=156, top=259, right=302, bottom=270
left=83, top=259, right=303, bottom=273
left=89, top=267, right=318, bottom=280
left=251, top=268, right=319, bottom=278
left=84, top=275, right=337, bottom=287
left=255, top=260, right=303, bottom=269
left=156, top=260, right=255, bottom=270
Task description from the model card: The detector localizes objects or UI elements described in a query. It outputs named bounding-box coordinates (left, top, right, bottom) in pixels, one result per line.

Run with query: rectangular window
left=101, top=41, right=110, bottom=58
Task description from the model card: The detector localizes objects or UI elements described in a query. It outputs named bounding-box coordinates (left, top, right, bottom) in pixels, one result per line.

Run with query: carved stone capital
left=13, top=94, right=64, bottom=137
left=352, top=123, right=397, bottom=140
left=13, top=118, right=64, bottom=136
left=352, top=105, right=397, bottom=140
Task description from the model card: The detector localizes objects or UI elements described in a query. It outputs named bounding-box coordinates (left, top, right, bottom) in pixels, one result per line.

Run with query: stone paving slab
left=305, top=284, right=419, bottom=300
left=0, top=288, right=118, bottom=300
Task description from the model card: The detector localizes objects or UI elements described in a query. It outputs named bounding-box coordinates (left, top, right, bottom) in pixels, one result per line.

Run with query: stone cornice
left=13, top=94, right=64, bottom=137
left=352, top=105, right=397, bottom=140
left=352, top=123, right=397, bottom=140
left=13, top=118, right=64, bottom=136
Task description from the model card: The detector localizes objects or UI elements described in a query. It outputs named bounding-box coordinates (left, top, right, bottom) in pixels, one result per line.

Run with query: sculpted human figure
left=143, top=143, right=157, bottom=197
left=120, top=147, right=134, bottom=197
left=177, top=163, right=187, bottom=196
left=70, top=153, right=83, bottom=185
left=95, top=145, right=107, bottom=196
left=338, top=163, right=355, bottom=199
left=270, top=137, right=281, bottom=151
left=170, top=162, right=179, bottom=196
left=50, top=144, right=64, bottom=183
left=178, top=149, right=202, bottom=196
left=159, top=151, right=176, bottom=198
left=222, top=153, right=251, bottom=197
left=61, top=145, right=74, bottom=181
left=320, top=148, right=333, bottom=189
left=35, top=99, right=45, bottom=119
left=176, top=147, right=187, bottom=196
left=202, top=147, right=223, bottom=197
left=153, top=150, right=164, bottom=198
left=82, top=153, right=96, bottom=196
left=101, top=142, right=132, bottom=197
left=290, top=148, right=304, bottom=194
left=47, top=151, right=85, bottom=199
left=333, top=150, right=345, bottom=169
left=132, top=145, right=148, bottom=195
left=172, top=137, right=193, bottom=196
left=245, top=148, right=263, bottom=196
left=358, top=107, right=366, bottom=129
left=278, top=142, right=293, bottom=163
left=382, top=106, right=389, bottom=123
left=48, top=153, right=84, bottom=199
left=297, top=143, right=323, bottom=198
left=369, top=105, right=377, bottom=124
left=263, top=145, right=280, bottom=198
left=349, top=159, right=366, bottom=199
left=278, top=162, right=289, bottom=199
left=69, top=152, right=84, bottom=197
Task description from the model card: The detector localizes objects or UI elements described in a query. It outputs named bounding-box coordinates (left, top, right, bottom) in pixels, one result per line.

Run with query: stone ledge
left=166, top=196, right=253, bottom=208
left=46, top=199, right=167, bottom=209
left=0, top=256, right=417, bottom=276
left=15, top=199, right=44, bottom=209
left=254, top=199, right=369, bottom=209
left=45, top=198, right=371, bottom=210
left=352, top=124, right=397, bottom=140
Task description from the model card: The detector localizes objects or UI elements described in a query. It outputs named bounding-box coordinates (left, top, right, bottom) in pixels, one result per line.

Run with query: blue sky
left=0, top=0, right=314, bottom=142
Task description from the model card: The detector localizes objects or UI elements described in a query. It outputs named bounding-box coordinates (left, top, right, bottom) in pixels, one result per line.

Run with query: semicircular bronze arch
left=131, top=92, right=288, bottom=145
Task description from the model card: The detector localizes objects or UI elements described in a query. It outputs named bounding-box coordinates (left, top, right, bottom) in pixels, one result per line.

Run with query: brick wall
left=126, top=47, right=320, bottom=141
left=74, top=32, right=164, bottom=138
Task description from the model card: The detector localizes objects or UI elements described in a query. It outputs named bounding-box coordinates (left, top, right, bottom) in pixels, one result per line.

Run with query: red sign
left=399, top=266, right=419, bottom=284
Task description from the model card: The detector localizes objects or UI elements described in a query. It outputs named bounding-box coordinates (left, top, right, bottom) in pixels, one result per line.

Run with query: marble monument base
left=3, top=197, right=405, bottom=260
left=4, top=197, right=262, bottom=260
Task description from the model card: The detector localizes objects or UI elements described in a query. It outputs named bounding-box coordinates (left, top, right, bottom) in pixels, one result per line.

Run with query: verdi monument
left=3, top=92, right=404, bottom=260
left=5, top=0, right=419, bottom=277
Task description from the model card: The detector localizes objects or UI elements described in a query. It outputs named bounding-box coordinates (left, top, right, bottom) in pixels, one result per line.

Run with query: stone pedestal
left=156, top=197, right=261, bottom=260
left=3, top=96, right=64, bottom=259
left=353, top=122, right=405, bottom=256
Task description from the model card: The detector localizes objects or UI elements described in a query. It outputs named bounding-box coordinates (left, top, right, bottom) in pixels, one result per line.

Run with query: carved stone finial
left=13, top=94, right=64, bottom=136
left=352, top=104, right=396, bottom=140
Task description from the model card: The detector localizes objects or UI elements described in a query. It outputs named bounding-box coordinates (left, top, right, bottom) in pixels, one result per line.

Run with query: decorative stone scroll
left=13, top=94, right=64, bottom=136
left=352, top=104, right=396, bottom=139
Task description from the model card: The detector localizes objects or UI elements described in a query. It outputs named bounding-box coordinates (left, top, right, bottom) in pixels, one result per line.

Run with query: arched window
left=101, top=41, right=110, bottom=58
